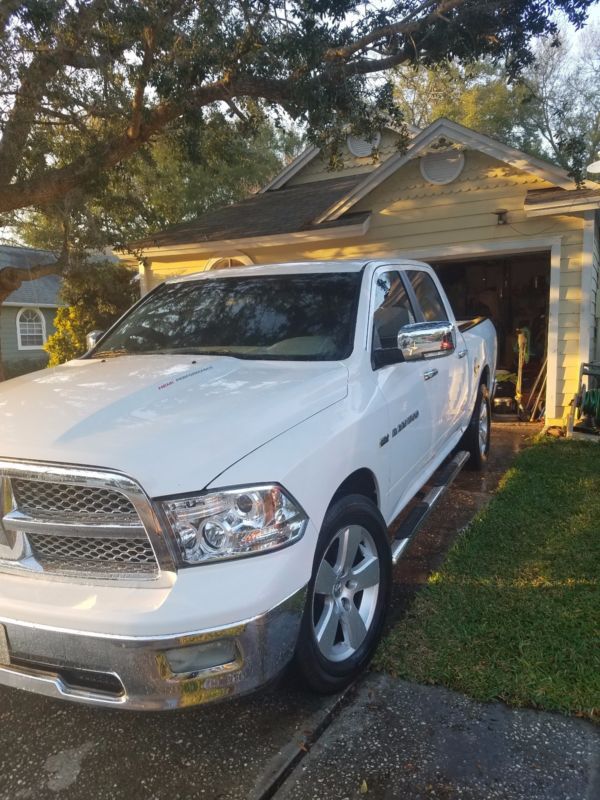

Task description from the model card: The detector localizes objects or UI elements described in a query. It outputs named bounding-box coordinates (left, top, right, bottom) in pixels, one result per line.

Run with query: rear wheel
left=294, top=494, right=391, bottom=694
left=462, top=382, right=491, bottom=470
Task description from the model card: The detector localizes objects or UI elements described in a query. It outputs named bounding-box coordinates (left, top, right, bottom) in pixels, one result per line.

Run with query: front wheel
left=462, top=382, right=491, bottom=470
left=294, top=494, right=391, bottom=694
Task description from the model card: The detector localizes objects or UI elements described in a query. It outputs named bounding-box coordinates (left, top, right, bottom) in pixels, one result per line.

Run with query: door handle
left=423, top=368, right=438, bottom=381
left=457, top=349, right=468, bottom=359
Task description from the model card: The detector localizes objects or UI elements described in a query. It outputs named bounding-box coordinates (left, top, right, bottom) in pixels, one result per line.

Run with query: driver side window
left=372, top=271, right=416, bottom=350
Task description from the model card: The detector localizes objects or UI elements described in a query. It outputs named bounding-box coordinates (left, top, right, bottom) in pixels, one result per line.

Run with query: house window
left=17, top=308, right=46, bottom=349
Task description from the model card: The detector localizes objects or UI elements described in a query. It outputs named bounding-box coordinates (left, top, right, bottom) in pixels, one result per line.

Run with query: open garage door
left=432, top=252, right=550, bottom=407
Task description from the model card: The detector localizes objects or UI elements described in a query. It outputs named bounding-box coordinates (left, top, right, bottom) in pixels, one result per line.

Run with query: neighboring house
left=0, top=245, right=61, bottom=377
left=123, top=118, right=600, bottom=426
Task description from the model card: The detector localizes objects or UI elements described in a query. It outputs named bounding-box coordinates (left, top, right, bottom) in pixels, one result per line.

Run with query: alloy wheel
left=479, top=397, right=489, bottom=455
left=312, top=524, right=380, bottom=662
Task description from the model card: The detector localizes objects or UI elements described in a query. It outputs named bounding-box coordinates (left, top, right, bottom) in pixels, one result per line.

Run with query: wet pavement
left=1, top=422, right=573, bottom=800
left=275, top=675, right=600, bottom=800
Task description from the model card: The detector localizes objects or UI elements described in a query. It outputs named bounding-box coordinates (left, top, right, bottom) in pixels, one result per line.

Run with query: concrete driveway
left=5, top=423, right=593, bottom=800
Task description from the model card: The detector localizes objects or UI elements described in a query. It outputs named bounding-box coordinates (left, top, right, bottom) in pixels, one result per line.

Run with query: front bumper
left=0, top=586, right=306, bottom=710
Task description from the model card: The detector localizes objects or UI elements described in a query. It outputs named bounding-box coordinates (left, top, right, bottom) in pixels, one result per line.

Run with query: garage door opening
left=431, top=252, right=550, bottom=406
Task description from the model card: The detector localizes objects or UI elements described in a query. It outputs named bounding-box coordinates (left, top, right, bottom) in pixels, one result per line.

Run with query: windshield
left=91, top=271, right=363, bottom=361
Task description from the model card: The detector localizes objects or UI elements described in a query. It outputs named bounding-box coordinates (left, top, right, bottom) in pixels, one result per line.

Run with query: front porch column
left=138, top=258, right=154, bottom=296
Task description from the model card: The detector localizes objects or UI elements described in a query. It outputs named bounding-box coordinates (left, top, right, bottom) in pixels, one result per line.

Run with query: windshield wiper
left=91, top=348, right=256, bottom=360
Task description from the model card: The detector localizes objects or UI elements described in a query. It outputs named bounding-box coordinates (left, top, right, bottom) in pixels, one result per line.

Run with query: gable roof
left=313, top=118, right=581, bottom=224
left=130, top=175, right=367, bottom=250
left=126, top=118, right=597, bottom=257
left=260, top=146, right=321, bottom=192
left=261, top=123, right=422, bottom=193
left=0, top=245, right=61, bottom=307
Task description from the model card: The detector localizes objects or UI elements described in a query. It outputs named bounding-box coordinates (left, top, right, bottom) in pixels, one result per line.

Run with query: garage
left=433, top=251, right=550, bottom=410
left=123, top=118, right=600, bottom=426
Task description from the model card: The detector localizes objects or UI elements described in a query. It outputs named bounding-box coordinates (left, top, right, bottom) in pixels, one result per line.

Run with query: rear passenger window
left=372, top=272, right=416, bottom=349
left=407, top=270, right=448, bottom=322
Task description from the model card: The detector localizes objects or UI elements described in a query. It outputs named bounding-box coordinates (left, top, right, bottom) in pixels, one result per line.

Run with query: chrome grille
left=28, top=533, right=156, bottom=574
left=12, top=478, right=135, bottom=517
left=0, top=465, right=166, bottom=581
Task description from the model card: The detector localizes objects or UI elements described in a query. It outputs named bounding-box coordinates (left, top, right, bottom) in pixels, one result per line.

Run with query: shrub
left=45, top=259, right=138, bottom=366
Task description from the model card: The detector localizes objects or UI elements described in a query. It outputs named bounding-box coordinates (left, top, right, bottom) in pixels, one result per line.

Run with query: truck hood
left=0, top=355, right=348, bottom=496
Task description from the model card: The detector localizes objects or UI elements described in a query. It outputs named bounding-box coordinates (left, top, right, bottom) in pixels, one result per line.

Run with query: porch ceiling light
left=586, top=159, right=600, bottom=174
left=494, top=209, right=508, bottom=225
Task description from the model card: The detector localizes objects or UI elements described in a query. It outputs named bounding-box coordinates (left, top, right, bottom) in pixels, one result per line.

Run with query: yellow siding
left=141, top=149, right=587, bottom=422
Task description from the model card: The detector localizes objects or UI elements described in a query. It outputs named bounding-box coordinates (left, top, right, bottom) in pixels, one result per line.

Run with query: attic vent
left=420, top=150, right=465, bottom=185
left=347, top=132, right=381, bottom=158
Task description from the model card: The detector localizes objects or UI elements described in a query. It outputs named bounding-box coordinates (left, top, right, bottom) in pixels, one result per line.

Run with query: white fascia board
left=525, top=198, right=600, bottom=217
left=259, top=125, right=420, bottom=195
left=260, top=146, right=321, bottom=193
left=131, top=216, right=371, bottom=260
left=317, top=118, right=580, bottom=223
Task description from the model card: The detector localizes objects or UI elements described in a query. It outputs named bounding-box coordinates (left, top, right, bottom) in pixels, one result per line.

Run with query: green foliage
left=0, top=1, right=596, bottom=218
left=16, top=112, right=301, bottom=254
left=393, top=24, right=600, bottom=181
left=44, top=260, right=138, bottom=366
left=394, top=61, right=530, bottom=144
left=375, top=439, right=600, bottom=721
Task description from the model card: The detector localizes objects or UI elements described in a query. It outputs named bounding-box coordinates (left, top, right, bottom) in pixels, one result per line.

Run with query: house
left=123, top=118, right=600, bottom=426
left=0, top=245, right=61, bottom=378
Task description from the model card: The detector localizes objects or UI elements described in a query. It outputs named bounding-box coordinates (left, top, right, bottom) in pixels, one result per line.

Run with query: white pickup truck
left=0, top=260, right=496, bottom=709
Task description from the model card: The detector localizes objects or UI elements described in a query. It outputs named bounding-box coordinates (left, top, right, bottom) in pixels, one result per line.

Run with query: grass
left=374, top=439, right=600, bottom=722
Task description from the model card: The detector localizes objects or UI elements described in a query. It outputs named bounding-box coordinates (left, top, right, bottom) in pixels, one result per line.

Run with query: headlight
left=160, top=485, right=307, bottom=565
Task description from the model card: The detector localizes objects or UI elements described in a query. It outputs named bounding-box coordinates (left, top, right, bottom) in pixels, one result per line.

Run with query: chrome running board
left=391, top=450, right=470, bottom=564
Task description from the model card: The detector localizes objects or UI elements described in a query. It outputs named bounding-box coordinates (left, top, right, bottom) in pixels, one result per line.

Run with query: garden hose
left=576, top=388, right=600, bottom=424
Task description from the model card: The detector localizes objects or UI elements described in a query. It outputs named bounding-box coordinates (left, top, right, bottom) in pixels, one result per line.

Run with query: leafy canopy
left=0, top=0, right=594, bottom=219
left=393, top=23, right=600, bottom=182
left=16, top=110, right=301, bottom=253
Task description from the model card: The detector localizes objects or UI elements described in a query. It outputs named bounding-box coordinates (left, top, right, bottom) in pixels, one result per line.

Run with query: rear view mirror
left=398, top=322, right=455, bottom=361
left=86, top=330, right=105, bottom=351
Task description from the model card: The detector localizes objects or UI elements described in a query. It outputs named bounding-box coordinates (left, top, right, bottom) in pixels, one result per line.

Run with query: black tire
left=462, top=382, right=491, bottom=470
left=294, top=494, right=392, bottom=694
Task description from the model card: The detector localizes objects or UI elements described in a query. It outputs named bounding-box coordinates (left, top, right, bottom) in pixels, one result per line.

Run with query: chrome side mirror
left=86, top=330, right=105, bottom=351
left=398, top=321, right=455, bottom=361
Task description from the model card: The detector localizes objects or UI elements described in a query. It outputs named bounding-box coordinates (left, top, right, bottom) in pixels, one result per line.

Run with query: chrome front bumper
left=0, top=586, right=307, bottom=710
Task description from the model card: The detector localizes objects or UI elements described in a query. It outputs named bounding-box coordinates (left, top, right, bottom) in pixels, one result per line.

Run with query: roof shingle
left=130, top=175, right=364, bottom=249
left=0, top=245, right=61, bottom=306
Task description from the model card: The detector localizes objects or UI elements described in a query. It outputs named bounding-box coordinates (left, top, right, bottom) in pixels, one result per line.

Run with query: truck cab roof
left=168, top=259, right=432, bottom=284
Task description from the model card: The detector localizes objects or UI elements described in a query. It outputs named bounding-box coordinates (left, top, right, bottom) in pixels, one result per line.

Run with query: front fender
left=206, top=390, right=389, bottom=548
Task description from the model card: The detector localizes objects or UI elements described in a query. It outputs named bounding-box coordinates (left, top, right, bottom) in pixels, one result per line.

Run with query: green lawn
left=375, top=439, right=600, bottom=722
